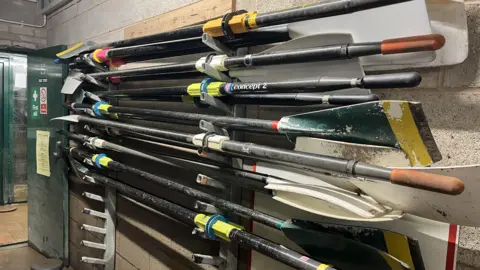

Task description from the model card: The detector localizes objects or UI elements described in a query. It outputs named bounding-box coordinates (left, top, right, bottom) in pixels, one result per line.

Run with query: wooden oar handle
left=381, top=34, right=446, bottom=54
left=389, top=169, right=464, bottom=195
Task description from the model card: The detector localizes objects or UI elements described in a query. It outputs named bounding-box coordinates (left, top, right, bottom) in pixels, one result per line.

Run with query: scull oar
left=94, top=73, right=421, bottom=97
left=85, top=35, right=445, bottom=79
left=56, top=0, right=412, bottom=59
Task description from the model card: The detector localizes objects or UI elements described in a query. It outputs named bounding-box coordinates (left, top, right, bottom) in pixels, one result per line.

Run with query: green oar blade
left=280, top=220, right=412, bottom=270
left=278, top=100, right=441, bottom=166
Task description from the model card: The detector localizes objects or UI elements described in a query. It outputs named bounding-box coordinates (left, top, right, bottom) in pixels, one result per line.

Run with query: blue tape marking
left=194, top=78, right=216, bottom=109
left=93, top=101, right=108, bottom=117
left=200, top=78, right=216, bottom=94
left=94, top=153, right=107, bottom=168
left=205, top=215, right=228, bottom=239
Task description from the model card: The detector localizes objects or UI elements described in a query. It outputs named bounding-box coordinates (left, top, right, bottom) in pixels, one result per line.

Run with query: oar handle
left=362, top=72, right=421, bottom=89
left=389, top=169, right=464, bottom=195
left=381, top=34, right=446, bottom=54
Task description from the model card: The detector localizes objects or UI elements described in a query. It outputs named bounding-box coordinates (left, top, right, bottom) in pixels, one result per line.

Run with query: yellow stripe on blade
left=384, top=231, right=415, bottom=270
left=382, top=101, right=433, bottom=166
left=56, top=42, right=85, bottom=57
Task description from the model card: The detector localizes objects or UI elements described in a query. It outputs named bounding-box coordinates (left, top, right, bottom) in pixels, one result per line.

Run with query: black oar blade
left=281, top=221, right=411, bottom=270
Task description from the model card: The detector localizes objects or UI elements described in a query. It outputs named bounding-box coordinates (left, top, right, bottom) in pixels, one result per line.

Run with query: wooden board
left=123, top=0, right=233, bottom=39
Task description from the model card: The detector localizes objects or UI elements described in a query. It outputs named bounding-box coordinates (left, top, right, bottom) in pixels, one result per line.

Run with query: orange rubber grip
left=381, top=34, right=445, bottom=55
left=389, top=169, right=464, bottom=195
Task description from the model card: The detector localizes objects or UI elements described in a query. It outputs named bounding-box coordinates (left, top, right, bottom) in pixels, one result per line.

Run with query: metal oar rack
left=58, top=0, right=464, bottom=269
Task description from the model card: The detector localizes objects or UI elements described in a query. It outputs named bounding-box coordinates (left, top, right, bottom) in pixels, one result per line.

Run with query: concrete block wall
left=47, top=0, right=480, bottom=269
left=0, top=22, right=47, bottom=49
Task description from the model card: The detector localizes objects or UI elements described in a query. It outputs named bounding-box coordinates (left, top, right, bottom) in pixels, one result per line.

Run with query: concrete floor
left=0, top=244, right=74, bottom=270
left=0, top=204, right=28, bottom=246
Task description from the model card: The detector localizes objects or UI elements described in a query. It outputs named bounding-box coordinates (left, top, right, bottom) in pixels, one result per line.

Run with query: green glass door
left=0, top=58, right=7, bottom=204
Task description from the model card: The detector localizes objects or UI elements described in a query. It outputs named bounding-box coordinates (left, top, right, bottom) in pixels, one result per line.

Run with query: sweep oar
left=56, top=0, right=411, bottom=59
left=68, top=148, right=414, bottom=270
left=95, top=72, right=421, bottom=97
left=70, top=99, right=440, bottom=166
left=53, top=114, right=464, bottom=195
left=86, top=34, right=445, bottom=79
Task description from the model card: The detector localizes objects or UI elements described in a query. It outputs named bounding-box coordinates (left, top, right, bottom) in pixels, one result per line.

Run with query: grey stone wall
left=0, top=22, right=47, bottom=49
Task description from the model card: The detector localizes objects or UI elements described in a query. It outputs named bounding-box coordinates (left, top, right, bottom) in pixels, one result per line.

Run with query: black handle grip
left=361, top=72, right=421, bottom=89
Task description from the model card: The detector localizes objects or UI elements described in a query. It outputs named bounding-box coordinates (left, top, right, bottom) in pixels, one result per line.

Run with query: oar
left=89, top=25, right=291, bottom=66
left=85, top=34, right=445, bottom=79
left=94, top=73, right=421, bottom=97
left=70, top=99, right=440, bottom=166
left=66, top=151, right=334, bottom=270
left=59, top=130, right=269, bottom=192
left=53, top=114, right=464, bottom=195
left=68, top=147, right=414, bottom=270
left=56, top=0, right=411, bottom=59
left=62, top=130, right=403, bottom=219
left=97, top=93, right=380, bottom=106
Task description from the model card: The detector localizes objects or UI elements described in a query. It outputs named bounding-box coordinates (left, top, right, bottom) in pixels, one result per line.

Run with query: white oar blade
left=61, top=71, right=85, bottom=94
left=51, top=115, right=80, bottom=123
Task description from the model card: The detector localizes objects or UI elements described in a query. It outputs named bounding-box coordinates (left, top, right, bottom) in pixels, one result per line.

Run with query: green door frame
left=0, top=56, right=12, bottom=205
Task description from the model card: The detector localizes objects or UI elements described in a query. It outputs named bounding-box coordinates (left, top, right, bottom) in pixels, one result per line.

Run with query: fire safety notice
left=36, top=130, right=51, bottom=177
left=40, top=87, right=47, bottom=114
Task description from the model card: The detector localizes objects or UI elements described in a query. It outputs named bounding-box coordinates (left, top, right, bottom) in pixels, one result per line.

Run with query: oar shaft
left=90, top=62, right=197, bottom=78
left=105, top=25, right=291, bottom=60
left=76, top=115, right=195, bottom=142
left=96, top=86, right=188, bottom=97
left=223, top=72, right=421, bottom=94
left=69, top=164, right=334, bottom=270
left=253, top=0, right=408, bottom=27
left=104, top=106, right=277, bottom=131
left=229, top=93, right=379, bottom=105
left=61, top=130, right=268, bottom=192
left=72, top=147, right=283, bottom=228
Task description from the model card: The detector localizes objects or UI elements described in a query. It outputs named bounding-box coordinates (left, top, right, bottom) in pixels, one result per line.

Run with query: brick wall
left=0, top=22, right=47, bottom=49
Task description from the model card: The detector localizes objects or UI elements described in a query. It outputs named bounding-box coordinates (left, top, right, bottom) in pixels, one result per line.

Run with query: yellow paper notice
left=36, top=130, right=51, bottom=177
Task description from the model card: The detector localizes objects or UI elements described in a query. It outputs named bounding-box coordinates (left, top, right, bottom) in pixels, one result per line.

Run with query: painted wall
left=47, top=0, right=480, bottom=269
left=0, top=0, right=47, bottom=49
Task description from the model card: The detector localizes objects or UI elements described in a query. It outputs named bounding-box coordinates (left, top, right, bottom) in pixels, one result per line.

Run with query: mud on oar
left=53, top=114, right=464, bottom=195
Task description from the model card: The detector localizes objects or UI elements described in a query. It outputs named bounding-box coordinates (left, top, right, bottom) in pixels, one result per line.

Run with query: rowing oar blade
left=56, top=41, right=97, bottom=59
left=52, top=115, right=80, bottom=122
left=280, top=219, right=422, bottom=270
left=61, top=70, right=108, bottom=94
left=278, top=100, right=441, bottom=166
